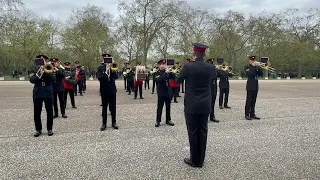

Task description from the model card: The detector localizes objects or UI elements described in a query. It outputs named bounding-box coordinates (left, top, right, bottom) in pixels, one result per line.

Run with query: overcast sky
left=24, top=0, right=319, bottom=21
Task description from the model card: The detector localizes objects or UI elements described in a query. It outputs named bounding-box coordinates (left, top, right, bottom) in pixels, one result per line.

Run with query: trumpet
left=254, top=62, right=275, bottom=72
left=170, top=65, right=179, bottom=73
left=36, top=63, right=55, bottom=79
left=219, top=63, right=233, bottom=72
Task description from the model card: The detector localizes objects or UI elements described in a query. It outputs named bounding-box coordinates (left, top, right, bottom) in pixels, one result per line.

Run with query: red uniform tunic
left=134, top=80, right=143, bottom=85
left=63, top=80, right=73, bottom=89
left=169, top=79, right=179, bottom=87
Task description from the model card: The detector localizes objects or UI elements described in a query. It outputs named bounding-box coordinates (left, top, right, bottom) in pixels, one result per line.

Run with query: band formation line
left=28, top=42, right=270, bottom=168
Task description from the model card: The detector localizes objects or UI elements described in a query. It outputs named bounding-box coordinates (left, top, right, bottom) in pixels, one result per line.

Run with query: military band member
left=245, top=56, right=263, bottom=120
left=122, top=62, right=128, bottom=90
left=206, top=58, right=219, bottom=122
left=73, top=61, right=85, bottom=96
left=29, top=55, right=55, bottom=137
left=180, top=58, right=192, bottom=93
left=169, top=66, right=179, bottom=103
left=176, top=43, right=216, bottom=168
left=124, top=64, right=134, bottom=95
left=155, top=59, right=175, bottom=127
left=151, top=63, right=158, bottom=94
left=144, top=67, right=150, bottom=89
left=63, top=62, right=77, bottom=108
left=134, top=62, right=144, bottom=99
left=98, top=54, right=119, bottom=130
left=81, top=66, right=86, bottom=93
left=50, top=58, right=67, bottom=118
left=217, top=66, right=232, bottom=109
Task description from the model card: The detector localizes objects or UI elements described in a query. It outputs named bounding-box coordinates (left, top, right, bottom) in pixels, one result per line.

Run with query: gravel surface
left=0, top=80, right=319, bottom=180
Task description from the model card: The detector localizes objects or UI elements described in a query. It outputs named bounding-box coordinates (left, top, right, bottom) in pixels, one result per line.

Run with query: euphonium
left=110, top=62, right=119, bottom=71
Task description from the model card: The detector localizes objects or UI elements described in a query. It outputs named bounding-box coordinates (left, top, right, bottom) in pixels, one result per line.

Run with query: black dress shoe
left=184, top=158, right=202, bottom=168
left=140, top=97, right=144, bottom=99
left=62, top=114, right=68, bottom=118
left=72, top=106, right=77, bottom=108
left=155, top=122, right=160, bottom=127
left=134, top=97, right=137, bottom=99
left=75, top=94, right=77, bottom=96
left=251, top=115, right=261, bottom=120
left=80, top=94, right=83, bottom=96
left=128, top=93, right=131, bottom=95
left=151, top=92, right=154, bottom=94
left=224, top=106, right=231, bottom=109
left=100, top=104, right=103, bottom=106
left=245, top=116, right=252, bottom=120
left=177, top=95, right=181, bottom=97
left=48, top=130, right=53, bottom=136
left=112, top=123, right=119, bottom=129
left=34, top=131, right=42, bottom=137
left=53, top=115, right=58, bottom=118
left=219, top=106, right=223, bottom=109
left=210, top=118, right=219, bottom=123
left=166, top=121, right=175, bottom=126
left=174, top=101, right=178, bottom=103
left=100, top=124, right=106, bottom=131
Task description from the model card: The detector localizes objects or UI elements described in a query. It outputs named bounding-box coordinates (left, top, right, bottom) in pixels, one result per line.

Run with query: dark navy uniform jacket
left=97, top=65, right=118, bottom=94
left=176, top=58, right=217, bottom=114
left=217, top=70, right=233, bottom=89
left=244, top=64, right=263, bottom=91
left=53, top=68, right=66, bottom=92
left=29, top=66, right=55, bottom=98
left=155, top=69, right=173, bottom=98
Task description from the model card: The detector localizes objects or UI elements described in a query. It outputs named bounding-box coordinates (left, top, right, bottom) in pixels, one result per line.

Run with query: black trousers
left=74, top=80, right=83, bottom=95
left=156, top=96, right=171, bottom=123
left=124, top=77, right=127, bottom=89
left=219, top=88, right=229, bottom=107
left=180, top=81, right=185, bottom=93
left=82, top=78, right=86, bottom=92
left=64, top=89, right=75, bottom=107
left=127, top=81, right=134, bottom=94
left=134, top=84, right=143, bottom=98
left=170, top=87, right=179, bottom=102
left=185, top=113, right=209, bottom=166
left=152, top=80, right=156, bottom=93
left=209, top=95, right=217, bottom=120
left=101, top=93, right=116, bottom=125
left=33, top=98, right=53, bottom=131
left=245, top=90, right=258, bottom=116
left=145, top=80, right=150, bottom=89
left=53, top=91, right=65, bottom=115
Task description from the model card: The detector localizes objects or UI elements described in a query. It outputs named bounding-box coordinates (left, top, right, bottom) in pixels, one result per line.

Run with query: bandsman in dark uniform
left=206, top=58, right=219, bottom=123
left=122, top=62, right=128, bottom=90
left=124, top=63, right=134, bottom=95
left=99, top=60, right=105, bottom=106
left=144, top=67, right=150, bottom=89
left=180, top=58, right=192, bottom=93
left=50, top=58, right=67, bottom=119
left=63, top=62, right=77, bottom=108
left=29, top=55, right=55, bottom=137
left=151, top=63, right=159, bottom=94
left=81, top=66, right=87, bottom=93
left=98, top=54, right=119, bottom=130
left=217, top=65, right=233, bottom=109
left=244, top=56, right=263, bottom=120
left=133, top=62, right=144, bottom=99
left=169, top=63, right=180, bottom=103
left=176, top=43, right=216, bottom=168
left=73, top=61, right=85, bottom=96
left=155, top=59, right=175, bottom=127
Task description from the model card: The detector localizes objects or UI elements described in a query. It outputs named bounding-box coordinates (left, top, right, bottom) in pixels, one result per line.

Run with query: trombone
left=36, top=63, right=55, bottom=79
left=254, top=62, right=275, bottom=72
